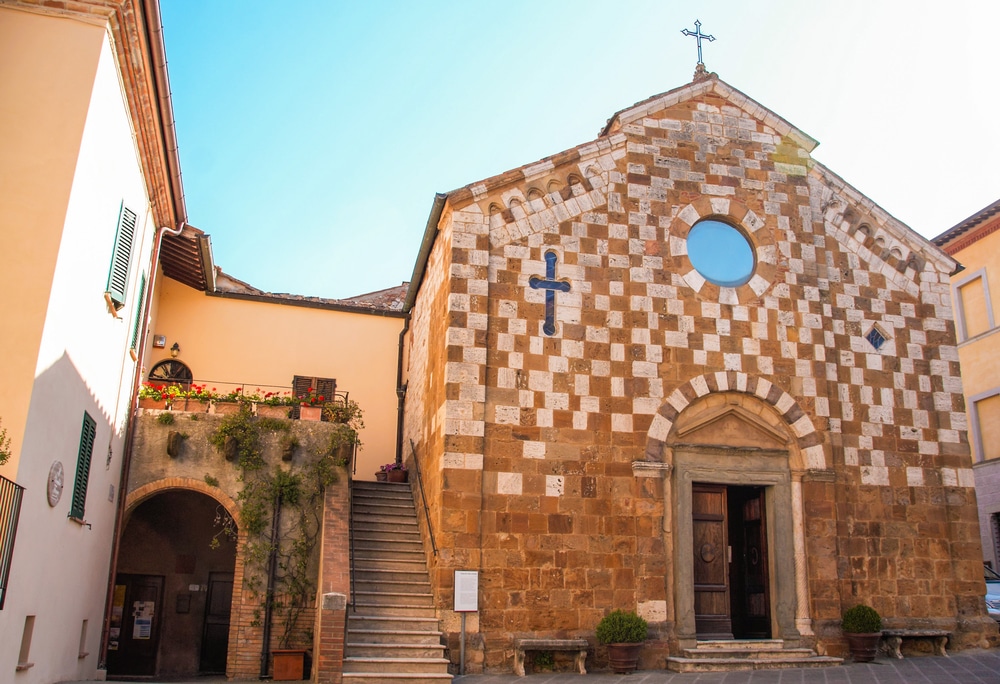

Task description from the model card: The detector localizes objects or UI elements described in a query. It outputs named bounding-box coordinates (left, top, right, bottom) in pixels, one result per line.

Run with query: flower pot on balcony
left=211, top=401, right=242, bottom=415
left=386, top=469, right=408, bottom=483
left=139, top=398, right=169, bottom=410
left=256, top=404, right=291, bottom=419
left=272, top=648, right=308, bottom=680
left=299, top=405, right=322, bottom=421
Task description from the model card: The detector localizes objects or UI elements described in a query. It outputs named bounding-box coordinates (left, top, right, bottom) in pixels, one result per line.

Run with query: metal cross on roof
left=681, top=20, right=715, bottom=65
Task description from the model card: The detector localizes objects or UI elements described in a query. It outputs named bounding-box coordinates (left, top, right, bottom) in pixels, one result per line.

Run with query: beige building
left=0, top=1, right=183, bottom=681
left=933, top=200, right=1000, bottom=569
left=401, top=72, right=999, bottom=671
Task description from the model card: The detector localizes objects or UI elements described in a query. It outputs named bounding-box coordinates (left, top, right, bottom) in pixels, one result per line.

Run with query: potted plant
left=138, top=382, right=183, bottom=410
left=257, top=390, right=295, bottom=418
left=841, top=603, right=882, bottom=662
left=328, top=424, right=360, bottom=465
left=297, top=387, right=326, bottom=421
left=381, top=462, right=407, bottom=483
left=595, top=609, right=647, bottom=673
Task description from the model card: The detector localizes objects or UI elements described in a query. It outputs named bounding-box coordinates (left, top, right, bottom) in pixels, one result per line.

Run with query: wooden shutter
left=291, top=375, right=337, bottom=419
left=292, top=375, right=337, bottom=402
left=70, top=412, right=97, bottom=520
left=106, top=203, right=137, bottom=309
left=129, top=272, right=147, bottom=355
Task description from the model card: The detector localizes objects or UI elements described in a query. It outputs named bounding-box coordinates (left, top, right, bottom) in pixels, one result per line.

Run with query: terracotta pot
left=845, top=632, right=880, bottom=662
left=138, top=398, right=168, bottom=410
left=386, top=469, right=408, bottom=483
left=299, top=405, right=322, bottom=421
left=211, top=401, right=242, bottom=415
left=375, top=471, right=388, bottom=482
left=256, top=404, right=290, bottom=419
left=606, top=642, right=642, bottom=674
left=272, top=648, right=308, bottom=680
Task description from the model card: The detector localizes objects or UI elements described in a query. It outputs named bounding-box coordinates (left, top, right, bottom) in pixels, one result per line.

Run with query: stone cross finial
left=681, top=20, right=715, bottom=65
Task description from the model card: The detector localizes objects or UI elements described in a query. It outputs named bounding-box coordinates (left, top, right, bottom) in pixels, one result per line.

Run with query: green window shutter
left=130, top=272, right=147, bottom=352
left=69, top=412, right=97, bottom=520
left=106, top=203, right=137, bottom=310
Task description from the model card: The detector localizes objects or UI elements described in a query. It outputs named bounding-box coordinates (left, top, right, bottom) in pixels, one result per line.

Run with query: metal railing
left=409, top=440, right=437, bottom=556
left=0, top=474, right=25, bottom=610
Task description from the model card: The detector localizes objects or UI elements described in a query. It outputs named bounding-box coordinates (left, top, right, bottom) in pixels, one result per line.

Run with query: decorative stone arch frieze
left=667, top=197, right=778, bottom=305
left=644, top=371, right=827, bottom=471
left=125, top=477, right=240, bottom=527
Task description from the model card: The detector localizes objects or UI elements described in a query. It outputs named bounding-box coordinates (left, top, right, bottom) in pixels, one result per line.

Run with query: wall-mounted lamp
left=170, top=342, right=181, bottom=358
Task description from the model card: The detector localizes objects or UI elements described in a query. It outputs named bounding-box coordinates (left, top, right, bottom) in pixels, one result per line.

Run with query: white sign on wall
left=454, top=571, right=479, bottom=612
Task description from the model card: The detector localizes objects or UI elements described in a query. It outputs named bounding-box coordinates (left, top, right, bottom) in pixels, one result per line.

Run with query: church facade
left=402, top=74, right=998, bottom=670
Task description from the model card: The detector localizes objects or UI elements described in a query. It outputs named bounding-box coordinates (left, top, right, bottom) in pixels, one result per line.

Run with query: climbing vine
left=209, top=405, right=350, bottom=648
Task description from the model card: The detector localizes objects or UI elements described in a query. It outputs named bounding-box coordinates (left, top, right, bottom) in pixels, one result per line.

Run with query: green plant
left=298, top=386, right=327, bottom=406
left=157, top=412, right=175, bottom=425
left=0, top=418, right=11, bottom=466
left=204, top=474, right=220, bottom=487
left=842, top=604, right=881, bottom=633
left=139, top=382, right=185, bottom=402
left=534, top=651, right=554, bottom=670
left=209, top=409, right=349, bottom=650
left=595, top=609, right=648, bottom=644
left=322, top=398, right=365, bottom=431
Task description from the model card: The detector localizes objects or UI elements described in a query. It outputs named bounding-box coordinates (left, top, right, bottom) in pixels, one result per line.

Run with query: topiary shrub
left=595, top=609, right=648, bottom=644
left=842, top=604, right=882, bottom=633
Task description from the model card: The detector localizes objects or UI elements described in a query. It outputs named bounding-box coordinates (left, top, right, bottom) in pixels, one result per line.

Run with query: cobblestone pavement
left=61, top=650, right=1000, bottom=683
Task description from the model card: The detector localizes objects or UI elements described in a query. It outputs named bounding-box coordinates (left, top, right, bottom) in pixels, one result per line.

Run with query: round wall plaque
left=47, top=461, right=64, bottom=507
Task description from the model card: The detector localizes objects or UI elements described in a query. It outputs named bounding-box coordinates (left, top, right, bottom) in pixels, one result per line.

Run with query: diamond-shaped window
left=865, top=327, right=887, bottom=351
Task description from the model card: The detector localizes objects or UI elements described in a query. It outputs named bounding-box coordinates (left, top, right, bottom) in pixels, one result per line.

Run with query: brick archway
left=644, top=371, right=827, bottom=471
left=125, top=477, right=241, bottom=525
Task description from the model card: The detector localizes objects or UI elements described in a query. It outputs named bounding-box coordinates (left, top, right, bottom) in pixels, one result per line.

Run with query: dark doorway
left=110, top=490, right=237, bottom=678
left=200, top=572, right=234, bottom=673
left=692, top=484, right=771, bottom=640
left=105, top=574, right=164, bottom=677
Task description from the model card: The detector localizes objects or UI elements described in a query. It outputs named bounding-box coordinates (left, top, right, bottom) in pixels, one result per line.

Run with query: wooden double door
left=692, top=484, right=771, bottom=640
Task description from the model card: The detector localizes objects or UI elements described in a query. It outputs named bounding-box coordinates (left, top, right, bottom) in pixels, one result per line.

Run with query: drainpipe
left=394, top=318, right=409, bottom=466
left=260, top=492, right=283, bottom=678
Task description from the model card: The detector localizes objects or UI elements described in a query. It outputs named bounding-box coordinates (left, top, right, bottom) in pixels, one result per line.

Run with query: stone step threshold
left=666, top=655, right=843, bottom=673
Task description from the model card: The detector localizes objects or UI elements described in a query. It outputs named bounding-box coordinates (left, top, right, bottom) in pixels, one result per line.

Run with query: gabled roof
left=932, top=198, right=1000, bottom=254
left=600, top=74, right=818, bottom=153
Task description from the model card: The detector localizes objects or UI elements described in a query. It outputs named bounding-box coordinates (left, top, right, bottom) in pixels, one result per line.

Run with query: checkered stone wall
left=406, top=77, right=997, bottom=672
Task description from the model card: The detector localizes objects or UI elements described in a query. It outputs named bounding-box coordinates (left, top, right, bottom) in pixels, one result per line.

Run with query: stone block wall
left=408, top=77, right=998, bottom=671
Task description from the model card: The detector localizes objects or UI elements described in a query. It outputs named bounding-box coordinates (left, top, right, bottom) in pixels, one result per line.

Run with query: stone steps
left=665, top=639, right=843, bottom=673
left=346, top=481, right=451, bottom=684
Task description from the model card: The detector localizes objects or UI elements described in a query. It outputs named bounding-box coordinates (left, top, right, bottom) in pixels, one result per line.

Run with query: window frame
left=952, top=267, right=995, bottom=343
left=970, top=387, right=1000, bottom=463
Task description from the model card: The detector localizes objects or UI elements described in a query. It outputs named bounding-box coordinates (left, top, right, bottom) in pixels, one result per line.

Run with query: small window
left=865, top=326, right=887, bottom=351
left=106, top=203, right=138, bottom=310
left=687, top=219, right=755, bottom=287
left=976, top=394, right=1000, bottom=462
left=958, top=274, right=992, bottom=340
left=69, top=413, right=97, bottom=521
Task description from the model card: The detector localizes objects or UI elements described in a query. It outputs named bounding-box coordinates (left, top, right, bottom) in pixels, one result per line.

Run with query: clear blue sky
left=160, top=1, right=1000, bottom=300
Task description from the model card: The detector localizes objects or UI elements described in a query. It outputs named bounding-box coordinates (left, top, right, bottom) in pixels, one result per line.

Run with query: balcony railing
left=0, top=474, right=25, bottom=610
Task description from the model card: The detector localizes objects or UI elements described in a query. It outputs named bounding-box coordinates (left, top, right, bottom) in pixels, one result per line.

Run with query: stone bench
left=513, top=638, right=588, bottom=676
left=881, top=629, right=950, bottom=659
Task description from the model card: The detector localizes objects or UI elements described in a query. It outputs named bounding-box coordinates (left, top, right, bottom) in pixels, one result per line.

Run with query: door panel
left=200, top=572, right=234, bottom=673
left=692, top=484, right=732, bottom=639
left=106, top=574, right=164, bottom=677
left=728, top=487, right=771, bottom=638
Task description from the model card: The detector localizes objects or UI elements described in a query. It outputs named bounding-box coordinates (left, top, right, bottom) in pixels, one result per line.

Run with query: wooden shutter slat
left=106, top=204, right=137, bottom=309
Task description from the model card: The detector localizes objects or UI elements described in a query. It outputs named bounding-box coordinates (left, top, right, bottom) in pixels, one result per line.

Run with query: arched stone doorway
left=108, top=488, right=238, bottom=679
left=646, top=376, right=828, bottom=650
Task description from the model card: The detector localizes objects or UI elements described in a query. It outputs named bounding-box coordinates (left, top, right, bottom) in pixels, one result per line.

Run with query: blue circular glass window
left=687, top=219, right=755, bottom=287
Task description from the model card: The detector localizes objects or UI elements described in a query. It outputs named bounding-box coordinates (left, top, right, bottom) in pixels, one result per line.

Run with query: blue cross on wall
left=529, top=250, right=571, bottom=336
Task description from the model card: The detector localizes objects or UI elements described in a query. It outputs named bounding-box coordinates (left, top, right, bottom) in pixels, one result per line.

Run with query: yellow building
left=0, top=1, right=182, bottom=681
left=934, top=200, right=1000, bottom=568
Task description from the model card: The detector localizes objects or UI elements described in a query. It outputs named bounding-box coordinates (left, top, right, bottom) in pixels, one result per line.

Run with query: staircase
left=343, top=481, right=452, bottom=684
left=666, top=639, right=842, bottom=672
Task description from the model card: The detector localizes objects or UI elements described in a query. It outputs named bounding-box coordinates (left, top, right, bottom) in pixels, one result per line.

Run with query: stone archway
left=111, top=484, right=241, bottom=679
left=644, top=374, right=829, bottom=649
